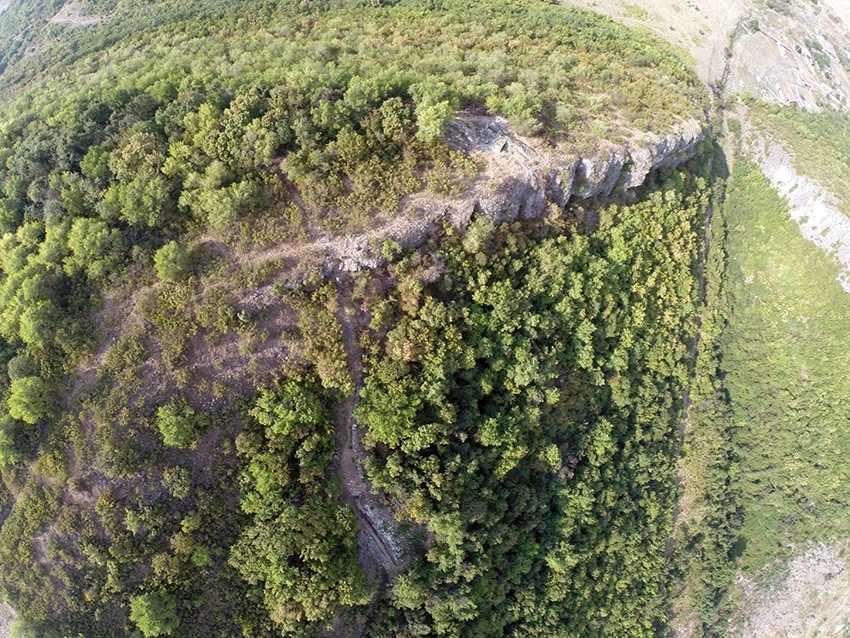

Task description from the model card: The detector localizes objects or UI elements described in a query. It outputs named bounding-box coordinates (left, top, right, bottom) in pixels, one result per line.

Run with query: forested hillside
left=357, top=157, right=713, bottom=636
left=721, top=158, right=850, bottom=569
left=0, top=0, right=719, bottom=636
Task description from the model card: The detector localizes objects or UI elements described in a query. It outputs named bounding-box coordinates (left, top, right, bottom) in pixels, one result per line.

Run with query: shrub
left=153, top=241, right=189, bottom=282
left=6, top=354, right=37, bottom=381
left=162, top=466, right=192, bottom=499
left=8, top=376, right=54, bottom=424
left=156, top=401, right=197, bottom=448
left=129, top=591, right=180, bottom=637
left=64, top=217, right=125, bottom=281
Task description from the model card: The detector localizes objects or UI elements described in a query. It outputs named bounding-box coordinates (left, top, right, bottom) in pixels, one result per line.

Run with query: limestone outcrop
left=444, top=114, right=706, bottom=224
left=262, top=114, right=708, bottom=274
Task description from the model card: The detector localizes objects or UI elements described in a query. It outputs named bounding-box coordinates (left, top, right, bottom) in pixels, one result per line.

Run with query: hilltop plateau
left=0, top=1, right=719, bottom=637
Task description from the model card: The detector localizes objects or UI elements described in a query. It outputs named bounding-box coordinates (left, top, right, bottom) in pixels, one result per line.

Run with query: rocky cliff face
left=276, top=115, right=707, bottom=274
left=440, top=114, right=705, bottom=225
left=749, top=133, right=850, bottom=293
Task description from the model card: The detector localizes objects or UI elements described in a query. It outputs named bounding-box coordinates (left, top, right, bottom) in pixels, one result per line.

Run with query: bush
left=8, top=619, right=37, bottom=638
left=162, top=466, right=192, bottom=499
left=156, top=401, right=197, bottom=448
left=64, top=217, right=125, bottom=281
left=154, top=241, right=189, bottom=282
left=129, top=591, right=180, bottom=637
left=414, top=101, right=453, bottom=142
left=6, top=354, right=37, bottom=381
left=8, top=376, right=54, bottom=424
left=0, top=414, right=23, bottom=466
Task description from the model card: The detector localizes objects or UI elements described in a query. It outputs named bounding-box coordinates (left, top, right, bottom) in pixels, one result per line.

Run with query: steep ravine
left=333, top=280, right=408, bottom=579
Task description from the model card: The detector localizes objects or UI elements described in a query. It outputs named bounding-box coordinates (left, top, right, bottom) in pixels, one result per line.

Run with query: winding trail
left=333, top=279, right=406, bottom=578
left=199, top=195, right=453, bottom=275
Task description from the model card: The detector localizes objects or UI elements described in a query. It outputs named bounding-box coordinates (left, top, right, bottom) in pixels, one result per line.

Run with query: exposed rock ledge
left=436, top=114, right=706, bottom=225
left=352, top=115, right=705, bottom=268
left=753, top=136, right=850, bottom=293
left=249, top=115, right=706, bottom=274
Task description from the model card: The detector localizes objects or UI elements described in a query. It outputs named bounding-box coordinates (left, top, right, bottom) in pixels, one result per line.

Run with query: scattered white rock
left=751, top=135, right=850, bottom=292
left=0, top=602, right=15, bottom=638
left=729, top=541, right=850, bottom=638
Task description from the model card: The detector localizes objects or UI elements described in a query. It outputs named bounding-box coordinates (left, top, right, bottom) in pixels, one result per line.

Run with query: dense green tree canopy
left=153, top=241, right=188, bottom=282
left=355, top=156, right=711, bottom=636
left=0, top=0, right=718, bottom=637
left=129, top=591, right=180, bottom=637
left=7, top=376, right=53, bottom=424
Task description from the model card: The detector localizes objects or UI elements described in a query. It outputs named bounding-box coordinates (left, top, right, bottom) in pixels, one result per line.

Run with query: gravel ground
left=729, top=541, right=850, bottom=638
left=0, top=602, right=15, bottom=638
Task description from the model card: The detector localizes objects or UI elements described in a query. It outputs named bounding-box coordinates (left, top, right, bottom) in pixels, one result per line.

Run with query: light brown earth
left=726, top=3, right=850, bottom=111
left=562, top=0, right=850, bottom=110
left=823, top=0, right=850, bottom=29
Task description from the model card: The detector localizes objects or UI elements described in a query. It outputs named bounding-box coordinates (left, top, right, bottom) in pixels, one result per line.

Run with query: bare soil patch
left=823, top=0, right=850, bottom=30
left=727, top=2, right=850, bottom=111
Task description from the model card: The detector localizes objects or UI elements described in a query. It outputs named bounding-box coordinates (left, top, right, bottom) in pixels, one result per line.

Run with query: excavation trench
left=333, top=279, right=407, bottom=579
